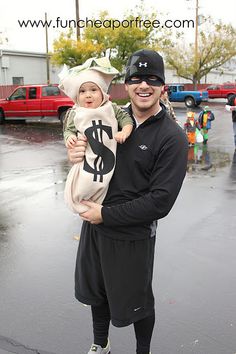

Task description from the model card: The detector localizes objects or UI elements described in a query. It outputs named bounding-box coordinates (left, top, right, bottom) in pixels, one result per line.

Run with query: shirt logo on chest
left=139, top=144, right=148, bottom=150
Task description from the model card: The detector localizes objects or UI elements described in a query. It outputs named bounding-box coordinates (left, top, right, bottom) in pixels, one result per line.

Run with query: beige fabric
left=59, top=69, right=112, bottom=103
left=58, top=57, right=119, bottom=102
left=64, top=101, right=118, bottom=213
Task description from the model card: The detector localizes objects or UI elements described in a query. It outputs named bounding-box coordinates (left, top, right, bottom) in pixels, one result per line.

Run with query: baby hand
left=114, top=131, right=129, bottom=144
left=66, top=135, right=78, bottom=148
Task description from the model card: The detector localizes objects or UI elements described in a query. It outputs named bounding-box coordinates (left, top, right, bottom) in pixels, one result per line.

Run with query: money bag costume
left=59, top=58, right=119, bottom=213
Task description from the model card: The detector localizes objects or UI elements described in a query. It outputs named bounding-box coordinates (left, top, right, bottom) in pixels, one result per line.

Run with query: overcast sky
left=0, top=0, right=235, bottom=53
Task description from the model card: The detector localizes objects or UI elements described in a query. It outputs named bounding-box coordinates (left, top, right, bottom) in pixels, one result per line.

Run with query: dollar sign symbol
left=84, top=120, right=115, bottom=182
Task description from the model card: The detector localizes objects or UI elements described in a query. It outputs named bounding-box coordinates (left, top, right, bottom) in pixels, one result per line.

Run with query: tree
left=82, top=11, right=116, bottom=58
left=162, top=18, right=236, bottom=89
left=51, top=30, right=103, bottom=67
left=51, top=1, right=172, bottom=74
left=83, top=3, right=172, bottom=73
left=83, top=13, right=152, bottom=72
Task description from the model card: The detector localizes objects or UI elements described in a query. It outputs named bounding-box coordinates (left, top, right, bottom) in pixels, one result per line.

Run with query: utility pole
left=194, top=0, right=199, bottom=72
left=75, top=0, right=80, bottom=40
left=186, top=0, right=200, bottom=89
left=45, top=12, right=50, bottom=84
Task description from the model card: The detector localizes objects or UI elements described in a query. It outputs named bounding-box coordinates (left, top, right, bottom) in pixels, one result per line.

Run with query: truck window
left=29, top=87, right=37, bottom=99
left=207, top=86, right=218, bottom=90
left=10, top=88, right=26, bottom=100
left=42, top=86, right=60, bottom=97
left=179, top=86, right=184, bottom=91
left=223, top=85, right=235, bottom=89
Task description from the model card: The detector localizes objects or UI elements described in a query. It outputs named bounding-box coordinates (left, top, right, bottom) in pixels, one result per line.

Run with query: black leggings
left=91, top=303, right=155, bottom=354
left=91, top=303, right=111, bottom=348
left=134, top=310, right=155, bottom=354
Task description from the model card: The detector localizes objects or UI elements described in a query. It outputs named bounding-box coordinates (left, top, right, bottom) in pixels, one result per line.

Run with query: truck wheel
left=227, top=94, right=234, bottom=103
left=59, top=110, right=67, bottom=124
left=184, top=96, right=195, bottom=108
left=0, top=109, right=5, bottom=124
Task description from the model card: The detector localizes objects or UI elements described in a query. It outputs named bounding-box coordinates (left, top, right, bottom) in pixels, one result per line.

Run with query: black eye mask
left=125, top=75, right=163, bottom=87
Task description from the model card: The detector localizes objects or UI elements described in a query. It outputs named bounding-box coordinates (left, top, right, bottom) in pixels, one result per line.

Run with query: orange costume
left=184, top=112, right=199, bottom=146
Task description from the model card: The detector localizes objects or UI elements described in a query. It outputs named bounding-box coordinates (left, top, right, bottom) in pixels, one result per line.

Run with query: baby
left=59, top=57, right=133, bottom=214
left=61, top=57, right=133, bottom=149
left=64, top=81, right=133, bottom=147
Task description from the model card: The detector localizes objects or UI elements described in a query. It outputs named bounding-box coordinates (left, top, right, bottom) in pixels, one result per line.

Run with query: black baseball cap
left=125, top=49, right=165, bottom=84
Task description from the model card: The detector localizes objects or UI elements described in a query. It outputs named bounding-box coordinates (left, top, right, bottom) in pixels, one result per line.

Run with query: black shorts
left=75, top=222, right=156, bottom=327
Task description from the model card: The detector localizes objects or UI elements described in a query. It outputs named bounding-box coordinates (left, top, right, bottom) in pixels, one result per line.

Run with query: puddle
left=187, top=145, right=231, bottom=175
left=0, top=122, right=63, bottom=144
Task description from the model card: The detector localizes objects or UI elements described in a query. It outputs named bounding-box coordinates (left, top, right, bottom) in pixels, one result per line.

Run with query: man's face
left=125, top=75, right=163, bottom=113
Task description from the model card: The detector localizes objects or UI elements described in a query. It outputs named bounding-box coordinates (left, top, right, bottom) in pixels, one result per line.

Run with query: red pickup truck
left=0, top=84, right=74, bottom=124
left=206, top=83, right=236, bottom=101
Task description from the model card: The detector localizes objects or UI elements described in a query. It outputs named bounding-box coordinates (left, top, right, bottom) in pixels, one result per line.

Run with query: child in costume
left=160, top=87, right=177, bottom=121
left=184, top=111, right=200, bottom=146
left=160, top=86, right=183, bottom=127
left=59, top=57, right=133, bottom=214
left=198, top=106, right=215, bottom=144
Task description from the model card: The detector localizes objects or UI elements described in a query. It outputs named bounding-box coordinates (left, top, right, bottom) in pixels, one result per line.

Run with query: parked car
left=167, top=84, right=208, bottom=108
left=0, top=84, right=74, bottom=124
left=206, top=83, right=236, bottom=101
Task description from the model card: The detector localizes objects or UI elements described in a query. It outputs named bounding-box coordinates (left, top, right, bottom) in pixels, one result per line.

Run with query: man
left=227, top=94, right=236, bottom=150
left=67, top=49, right=188, bottom=354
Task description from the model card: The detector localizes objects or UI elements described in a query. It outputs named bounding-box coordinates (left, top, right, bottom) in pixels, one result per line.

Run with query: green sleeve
left=112, top=103, right=133, bottom=128
left=63, top=108, right=77, bottom=143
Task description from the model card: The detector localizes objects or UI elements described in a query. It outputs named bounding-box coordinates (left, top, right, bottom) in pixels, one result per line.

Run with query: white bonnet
left=58, top=57, right=119, bottom=103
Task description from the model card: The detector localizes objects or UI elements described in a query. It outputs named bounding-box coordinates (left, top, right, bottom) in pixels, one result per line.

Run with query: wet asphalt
left=0, top=102, right=236, bottom=354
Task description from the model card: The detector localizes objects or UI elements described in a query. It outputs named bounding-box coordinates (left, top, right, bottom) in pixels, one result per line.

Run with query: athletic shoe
left=87, top=339, right=110, bottom=354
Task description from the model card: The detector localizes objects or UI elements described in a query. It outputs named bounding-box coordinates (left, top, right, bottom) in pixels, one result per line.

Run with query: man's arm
left=102, top=132, right=188, bottom=226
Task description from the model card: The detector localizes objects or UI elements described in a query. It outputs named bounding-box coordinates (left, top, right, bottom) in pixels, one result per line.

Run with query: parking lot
left=0, top=101, right=236, bottom=354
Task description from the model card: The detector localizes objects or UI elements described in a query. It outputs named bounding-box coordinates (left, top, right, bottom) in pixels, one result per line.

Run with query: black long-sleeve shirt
left=228, top=94, right=236, bottom=122
left=95, top=104, right=188, bottom=240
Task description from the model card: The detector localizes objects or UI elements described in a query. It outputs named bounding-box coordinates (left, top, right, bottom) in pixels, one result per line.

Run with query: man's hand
left=225, top=105, right=236, bottom=112
left=67, top=134, right=87, bottom=164
left=80, top=201, right=103, bottom=224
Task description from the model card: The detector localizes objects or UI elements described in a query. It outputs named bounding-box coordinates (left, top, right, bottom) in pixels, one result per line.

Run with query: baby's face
left=77, top=82, right=103, bottom=108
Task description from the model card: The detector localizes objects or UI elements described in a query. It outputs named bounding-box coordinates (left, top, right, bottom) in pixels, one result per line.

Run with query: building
left=0, top=49, right=60, bottom=85
left=0, top=48, right=235, bottom=87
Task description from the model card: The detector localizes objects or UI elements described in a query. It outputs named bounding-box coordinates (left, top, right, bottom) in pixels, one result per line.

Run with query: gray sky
left=0, top=0, right=235, bottom=52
